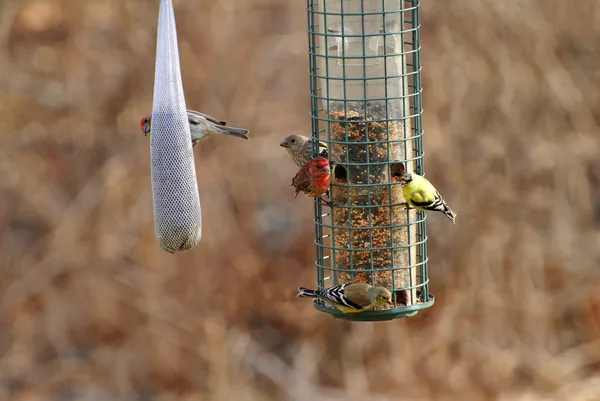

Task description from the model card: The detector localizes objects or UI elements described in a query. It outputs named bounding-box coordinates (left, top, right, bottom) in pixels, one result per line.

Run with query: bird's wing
left=411, top=188, right=451, bottom=213
left=434, top=190, right=453, bottom=213
left=435, top=190, right=444, bottom=202
left=318, top=284, right=366, bottom=310
left=187, top=110, right=227, bottom=126
left=408, top=189, right=434, bottom=207
left=342, top=283, right=374, bottom=308
left=292, top=166, right=312, bottom=195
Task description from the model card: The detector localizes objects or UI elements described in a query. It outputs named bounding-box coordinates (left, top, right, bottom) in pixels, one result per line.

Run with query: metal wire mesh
left=150, top=0, right=202, bottom=253
left=307, top=0, right=433, bottom=320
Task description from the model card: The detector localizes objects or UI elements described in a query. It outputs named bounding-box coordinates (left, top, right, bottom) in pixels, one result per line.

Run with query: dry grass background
left=1, top=0, right=600, bottom=400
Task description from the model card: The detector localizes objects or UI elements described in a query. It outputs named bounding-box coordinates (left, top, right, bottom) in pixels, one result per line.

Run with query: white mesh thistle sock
left=150, top=0, right=202, bottom=253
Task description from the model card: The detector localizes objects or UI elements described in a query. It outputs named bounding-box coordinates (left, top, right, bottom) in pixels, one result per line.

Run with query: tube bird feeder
left=307, top=0, right=434, bottom=321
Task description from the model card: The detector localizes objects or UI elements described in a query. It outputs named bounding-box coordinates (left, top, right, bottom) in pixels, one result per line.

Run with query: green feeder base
left=313, top=294, right=435, bottom=322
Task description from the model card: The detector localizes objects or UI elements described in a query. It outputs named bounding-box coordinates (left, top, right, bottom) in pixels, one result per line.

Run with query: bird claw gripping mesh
left=150, top=0, right=202, bottom=253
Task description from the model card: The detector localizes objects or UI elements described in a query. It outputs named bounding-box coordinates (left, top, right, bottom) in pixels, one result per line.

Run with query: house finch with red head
left=140, top=109, right=249, bottom=146
left=280, top=134, right=328, bottom=167
left=291, top=156, right=332, bottom=203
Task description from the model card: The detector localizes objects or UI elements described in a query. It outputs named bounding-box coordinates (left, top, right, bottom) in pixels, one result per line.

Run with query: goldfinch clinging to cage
left=297, top=283, right=392, bottom=313
left=399, top=172, right=456, bottom=224
left=280, top=134, right=328, bottom=167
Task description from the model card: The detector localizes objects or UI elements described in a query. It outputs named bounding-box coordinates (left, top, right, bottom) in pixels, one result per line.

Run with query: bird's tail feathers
left=435, top=198, right=457, bottom=224
left=208, top=122, right=249, bottom=140
left=297, top=287, right=317, bottom=298
left=444, top=208, right=457, bottom=224
left=220, top=125, right=250, bottom=140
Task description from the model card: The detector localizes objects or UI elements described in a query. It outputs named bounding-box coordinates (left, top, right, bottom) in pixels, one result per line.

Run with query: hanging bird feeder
left=149, top=0, right=202, bottom=253
left=307, top=0, right=433, bottom=321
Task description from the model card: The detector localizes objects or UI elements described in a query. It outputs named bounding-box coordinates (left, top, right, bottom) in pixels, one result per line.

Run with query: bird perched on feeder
left=399, top=172, right=457, bottom=224
left=291, top=156, right=332, bottom=205
left=297, top=283, right=392, bottom=313
left=140, top=109, right=249, bottom=146
left=280, top=134, right=328, bottom=167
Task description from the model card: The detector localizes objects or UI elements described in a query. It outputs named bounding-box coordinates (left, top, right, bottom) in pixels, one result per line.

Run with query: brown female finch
left=280, top=134, right=328, bottom=167
left=140, top=109, right=249, bottom=146
left=291, top=156, right=332, bottom=204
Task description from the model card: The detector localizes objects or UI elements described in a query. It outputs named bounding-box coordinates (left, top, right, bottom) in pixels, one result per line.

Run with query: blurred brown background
left=1, top=0, right=600, bottom=400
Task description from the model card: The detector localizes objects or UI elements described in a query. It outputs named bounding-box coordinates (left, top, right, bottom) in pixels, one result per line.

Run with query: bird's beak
left=324, top=165, right=331, bottom=173
left=280, top=139, right=288, bottom=148
left=143, top=125, right=150, bottom=135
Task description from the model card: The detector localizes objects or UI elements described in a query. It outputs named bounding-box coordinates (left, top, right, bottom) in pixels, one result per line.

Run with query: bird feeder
left=150, top=0, right=202, bottom=253
left=307, top=0, right=433, bottom=321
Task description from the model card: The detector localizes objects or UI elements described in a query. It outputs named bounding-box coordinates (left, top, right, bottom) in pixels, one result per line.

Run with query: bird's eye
left=291, top=139, right=296, bottom=143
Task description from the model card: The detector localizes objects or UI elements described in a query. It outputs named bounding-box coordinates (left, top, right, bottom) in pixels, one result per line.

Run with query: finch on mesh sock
left=399, top=172, right=456, bottom=224
left=141, top=109, right=249, bottom=146
left=280, top=134, right=328, bottom=167
left=291, top=156, right=331, bottom=202
left=297, top=283, right=392, bottom=313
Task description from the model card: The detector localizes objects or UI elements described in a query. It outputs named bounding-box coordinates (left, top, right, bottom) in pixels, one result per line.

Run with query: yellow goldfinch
left=399, top=172, right=457, bottom=224
left=297, top=283, right=392, bottom=313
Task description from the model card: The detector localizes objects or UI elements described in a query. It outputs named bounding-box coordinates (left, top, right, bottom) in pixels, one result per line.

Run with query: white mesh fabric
left=150, top=0, right=202, bottom=253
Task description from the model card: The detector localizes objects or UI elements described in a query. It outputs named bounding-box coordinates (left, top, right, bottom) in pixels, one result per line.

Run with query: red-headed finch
left=291, top=156, right=332, bottom=203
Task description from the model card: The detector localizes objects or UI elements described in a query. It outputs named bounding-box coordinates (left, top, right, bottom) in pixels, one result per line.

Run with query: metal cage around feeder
left=307, top=0, right=434, bottom=321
